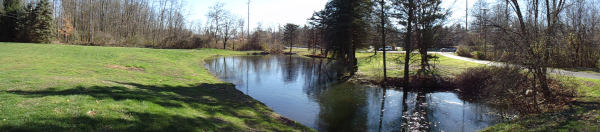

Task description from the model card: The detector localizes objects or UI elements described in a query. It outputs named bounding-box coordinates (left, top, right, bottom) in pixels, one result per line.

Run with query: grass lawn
left=286, top=48, right=312, bottom=56
left=355, top=52, right=484, bottom=80
left=0, top=43, right=313, bottom=131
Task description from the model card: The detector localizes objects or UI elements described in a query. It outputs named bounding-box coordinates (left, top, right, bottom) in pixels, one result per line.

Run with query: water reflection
left=205, top=55, right=502, bottom=132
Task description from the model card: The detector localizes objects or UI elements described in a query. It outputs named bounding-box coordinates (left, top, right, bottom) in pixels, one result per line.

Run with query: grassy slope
left=0, top=43, right=313, bottom=131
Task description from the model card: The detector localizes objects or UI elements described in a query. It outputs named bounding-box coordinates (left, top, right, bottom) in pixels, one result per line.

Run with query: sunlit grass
left=0, top=43, right=313, bottom=131
left=355, top=52, right=484, bottom=80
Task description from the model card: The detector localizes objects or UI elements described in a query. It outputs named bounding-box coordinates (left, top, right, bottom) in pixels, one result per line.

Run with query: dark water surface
left=205, top=55, right=502, bottom=132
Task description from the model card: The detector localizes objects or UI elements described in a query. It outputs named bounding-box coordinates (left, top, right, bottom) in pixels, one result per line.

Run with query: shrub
left=473, top=51, right=485, bottom=60
left=93, top=32, right=116, bottom=46
left=455, top=67, right=494, bottom=94
left=456, top=46, right=472, bottom=58
left=455, top=66, right=577, bottom=115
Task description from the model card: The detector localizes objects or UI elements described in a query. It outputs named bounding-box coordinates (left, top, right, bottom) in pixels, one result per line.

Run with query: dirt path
left=437, top=52, right=600, bottom=80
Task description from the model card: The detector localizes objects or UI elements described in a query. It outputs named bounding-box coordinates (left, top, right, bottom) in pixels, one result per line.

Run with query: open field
left=0, top=43, right=313, bottom=131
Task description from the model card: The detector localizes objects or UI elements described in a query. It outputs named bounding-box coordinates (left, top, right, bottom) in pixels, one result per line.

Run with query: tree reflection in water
left=205, top=56, right=502, bottom=132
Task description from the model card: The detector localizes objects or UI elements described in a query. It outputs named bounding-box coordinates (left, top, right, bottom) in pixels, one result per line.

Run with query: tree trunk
left=404, top=0, right=414, bottom=89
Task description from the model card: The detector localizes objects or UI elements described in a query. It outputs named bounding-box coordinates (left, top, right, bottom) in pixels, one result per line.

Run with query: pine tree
left=18, top=3, right=36, bottom=42
left=283, top=23, right=299, bottom=53
left=0, top=0, right=24, bottom=42
left=32, top=0, right=54, bottom=43
left=413, top=0, right=447, bottom=72
left=320, top=0, right=372, bottom=77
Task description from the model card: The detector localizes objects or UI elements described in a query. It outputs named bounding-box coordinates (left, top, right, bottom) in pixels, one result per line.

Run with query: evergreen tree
left=31, top=0, right=54, bottom=43
left=17, top=3, right=36, bottom=42
left=413, top=0, right=447, bottom=72
left=393, top=0, right=415, bottom=88
left=0, top=0, right=24, bottom=42
left=319, top=0, right=372, bottom=78
left=283, top=23, right=299, bottom=53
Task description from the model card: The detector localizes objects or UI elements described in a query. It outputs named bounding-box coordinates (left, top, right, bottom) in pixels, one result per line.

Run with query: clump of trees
left=55, top=0, right=196, bottom=48
left=0, top=0, right=54, bottom=43
left=322, top=0, right=372, bottom=78
left=461, top=0, right=600, bottom=69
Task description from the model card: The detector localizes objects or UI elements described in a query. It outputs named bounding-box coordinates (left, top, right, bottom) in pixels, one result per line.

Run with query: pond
left=205, top=55, right=503, bottom=132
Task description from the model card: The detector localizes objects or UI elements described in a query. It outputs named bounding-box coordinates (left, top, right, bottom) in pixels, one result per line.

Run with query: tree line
left=462, top=0, right=600, bottom=69
left=454, top=0, right=600, bottom=100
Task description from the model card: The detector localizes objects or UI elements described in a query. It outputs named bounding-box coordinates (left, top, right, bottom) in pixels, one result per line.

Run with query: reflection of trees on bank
left=315, top=83, right=368, bottom=131
left=402, top=91, right=430, bottom=131
left=204, top=56, right=277, bottom=91
left=300, top=58, right=337, bottom=99
left=281, top=55, right=299, bottom=83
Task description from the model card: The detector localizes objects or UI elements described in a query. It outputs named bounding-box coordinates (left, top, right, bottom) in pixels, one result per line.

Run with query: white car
left=378, top=46, right=393, bottom=51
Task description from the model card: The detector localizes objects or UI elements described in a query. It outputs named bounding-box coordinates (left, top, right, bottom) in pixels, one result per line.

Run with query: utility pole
left=466, top=0, right=468, bottom=31
left=247, top=0, right=250, bottom=39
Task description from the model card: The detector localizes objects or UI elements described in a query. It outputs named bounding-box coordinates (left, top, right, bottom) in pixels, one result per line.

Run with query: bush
left=93, top=32, right=116, bottom=46
left=473, top=51, right=485, bottom=60
left=455, top=67, right=577, bottom=115
left=456, top=46, right=472, bottom=58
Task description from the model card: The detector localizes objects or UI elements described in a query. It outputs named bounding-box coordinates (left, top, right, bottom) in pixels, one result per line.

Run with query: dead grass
left=106, top=64, right=146, bottom=72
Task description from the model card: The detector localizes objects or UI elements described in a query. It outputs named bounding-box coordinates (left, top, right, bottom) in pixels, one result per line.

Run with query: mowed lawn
left=355, top=52, right=484, bottom=80
left=0, top=43, right=313, bottom=131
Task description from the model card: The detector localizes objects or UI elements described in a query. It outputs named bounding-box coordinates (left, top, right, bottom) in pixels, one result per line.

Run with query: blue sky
left=187, top=0, right=329, bottom=30
left=186, top=0, right=479, bottom=30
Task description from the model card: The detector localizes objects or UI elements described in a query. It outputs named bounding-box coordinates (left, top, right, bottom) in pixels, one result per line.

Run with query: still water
left=205, top=55, right=502, bottom=132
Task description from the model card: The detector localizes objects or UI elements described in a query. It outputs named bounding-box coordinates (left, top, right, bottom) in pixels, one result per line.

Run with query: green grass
left=0, top=43, right=313, bottom=131
left=355, top=52, right=484, bottom=80
left=287, top=48, right=312, bottom=56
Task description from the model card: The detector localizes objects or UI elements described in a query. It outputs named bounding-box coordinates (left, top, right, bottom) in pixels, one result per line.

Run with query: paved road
left=436, top=52, right=600, bottom=80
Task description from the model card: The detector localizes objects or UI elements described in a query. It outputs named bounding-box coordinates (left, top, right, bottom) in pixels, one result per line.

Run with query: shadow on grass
left=3, top=82, right=310, bottom=131
left=1, top=111, right=238, bottom=132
